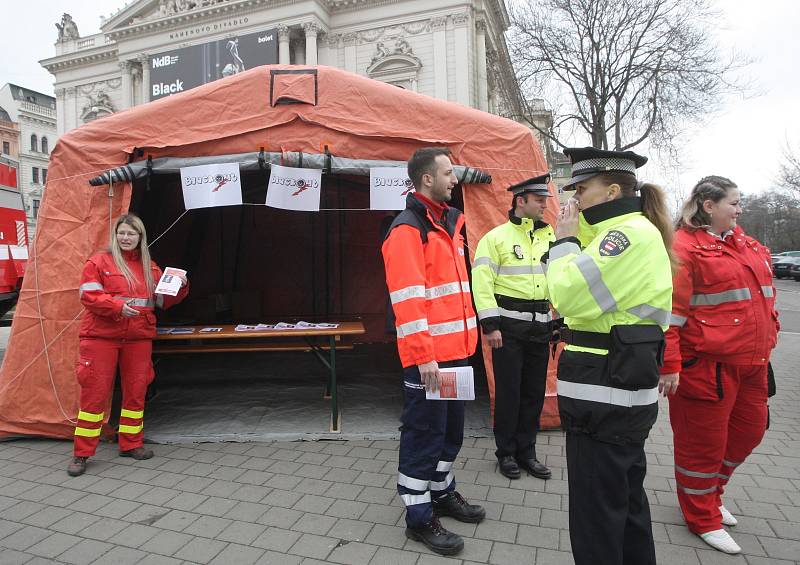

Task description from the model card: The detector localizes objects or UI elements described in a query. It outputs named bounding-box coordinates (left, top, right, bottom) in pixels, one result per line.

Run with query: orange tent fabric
left=0, top=65, right=560, bottom=438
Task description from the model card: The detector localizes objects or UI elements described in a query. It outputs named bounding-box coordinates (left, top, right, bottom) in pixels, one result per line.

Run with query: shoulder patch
left=598, top=230, right=631, bottom=256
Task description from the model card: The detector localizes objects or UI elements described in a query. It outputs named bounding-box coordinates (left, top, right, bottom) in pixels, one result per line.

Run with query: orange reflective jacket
left=382, top=195, right=477, bottom=368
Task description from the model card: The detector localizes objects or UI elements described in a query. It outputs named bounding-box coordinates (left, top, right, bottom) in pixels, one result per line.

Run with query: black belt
left=560, top=328, right=611, bottom=349
left=495, top=296, right=551, bottom=314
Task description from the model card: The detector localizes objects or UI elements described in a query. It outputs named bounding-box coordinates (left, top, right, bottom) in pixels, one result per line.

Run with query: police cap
left=562, top=147, right=647, bottom=191
left=507, top=173, right=552, bottom=197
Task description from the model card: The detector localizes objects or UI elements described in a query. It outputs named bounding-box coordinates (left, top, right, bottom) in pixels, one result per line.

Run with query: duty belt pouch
left=607, top=325, right=665, bottom=389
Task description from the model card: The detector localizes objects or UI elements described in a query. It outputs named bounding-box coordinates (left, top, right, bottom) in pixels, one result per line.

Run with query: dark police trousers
left=492, top=336, right=548, bottom=460
left=567, top=432, right=656, bottom=565
left=397, top=359, right=467, bottom=528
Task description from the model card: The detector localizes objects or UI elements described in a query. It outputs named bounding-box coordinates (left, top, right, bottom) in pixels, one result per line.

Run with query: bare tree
left=778, top=143, right=800, bottom=196
left=506, top=0, right=749, bottom=152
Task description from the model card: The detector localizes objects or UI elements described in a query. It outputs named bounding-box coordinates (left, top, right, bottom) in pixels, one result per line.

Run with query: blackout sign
left=149, top=28, right=278, bottom=100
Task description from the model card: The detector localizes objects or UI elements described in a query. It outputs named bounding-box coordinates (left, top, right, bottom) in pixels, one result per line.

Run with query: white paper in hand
left=426, top=366, right=475, bottom=400
left=155, top=267, right=186, bottom=296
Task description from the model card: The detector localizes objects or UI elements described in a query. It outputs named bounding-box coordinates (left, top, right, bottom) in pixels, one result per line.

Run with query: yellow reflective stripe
left=78, top=410, right=104, bottom=423
left=120, top=408, right=144, bottom=419
left=74, top=426, right=102, bottom=437
left=118, top=424, right=143, bottom=434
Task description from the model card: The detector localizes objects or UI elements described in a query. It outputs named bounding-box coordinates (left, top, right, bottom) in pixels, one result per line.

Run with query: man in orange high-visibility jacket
left=382, top=148, right=484, bottom=557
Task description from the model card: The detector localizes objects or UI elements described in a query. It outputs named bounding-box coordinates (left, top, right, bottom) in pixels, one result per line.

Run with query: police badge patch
left=598, top=230, right=631, bottom=256
left=513, top=245, right=524, bottom=260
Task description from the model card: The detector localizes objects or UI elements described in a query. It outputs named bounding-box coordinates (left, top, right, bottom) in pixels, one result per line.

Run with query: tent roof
left=0, top=65, right=555, bottom=439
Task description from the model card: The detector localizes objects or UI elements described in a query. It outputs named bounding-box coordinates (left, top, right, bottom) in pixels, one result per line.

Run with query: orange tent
left=0, top=65, right=560, bottom=439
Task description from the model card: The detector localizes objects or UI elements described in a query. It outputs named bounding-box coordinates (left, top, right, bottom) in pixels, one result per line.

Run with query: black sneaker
left=432, top=491, right=486, bottom=523
left=405, top=516, right=464, bottom=555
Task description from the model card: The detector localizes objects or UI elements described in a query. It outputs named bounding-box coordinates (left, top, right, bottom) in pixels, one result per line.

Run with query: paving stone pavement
left=1, top=334, right=798, bottom=564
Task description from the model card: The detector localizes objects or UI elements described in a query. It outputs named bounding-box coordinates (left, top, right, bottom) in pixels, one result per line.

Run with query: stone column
left=138, top=54, right=150, bottom=103
left=292, top=38, right=305, bottom=65
left=343, top=33, right=357, bottom=73
left=452, top=13, right=470, bottom=107
left=476, top=20, right=489, bottom=112
left=65, top=86, right=77, bottom=131
left=303, top=22, right=319, bottom=66
left=278, top=25, right=291, bottom=65
left=119, top=60, right=133, bottom=109
left=130, top=66, right=141, bottom=106
left=54, top=87, right=66, bottom=136
left=431, top=16, right=448, bottom=100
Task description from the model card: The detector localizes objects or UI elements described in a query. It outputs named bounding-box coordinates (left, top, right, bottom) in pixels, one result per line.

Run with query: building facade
left=41, top=0, right=528, bottom=139
left=0, top=86, right=57, bottom=236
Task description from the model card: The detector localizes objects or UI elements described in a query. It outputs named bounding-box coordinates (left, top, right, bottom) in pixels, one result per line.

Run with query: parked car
left=791, top=262, right=800, bottom=282
left=773, top=256, right=800, bottom=279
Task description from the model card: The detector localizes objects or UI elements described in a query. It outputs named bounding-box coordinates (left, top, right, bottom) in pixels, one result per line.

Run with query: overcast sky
left=3, top=1, right=799, bottom=197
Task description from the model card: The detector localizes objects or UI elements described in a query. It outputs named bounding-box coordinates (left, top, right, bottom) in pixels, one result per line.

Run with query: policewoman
left=661, top=176, right=778, bottom=554
left=546, top=147, right=675, bottom=565
left=472, top=174, right=555, bottom=480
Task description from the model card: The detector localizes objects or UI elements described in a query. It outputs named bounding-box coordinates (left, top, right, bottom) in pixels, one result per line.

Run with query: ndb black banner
left=149, top=28, right=278, bottom=100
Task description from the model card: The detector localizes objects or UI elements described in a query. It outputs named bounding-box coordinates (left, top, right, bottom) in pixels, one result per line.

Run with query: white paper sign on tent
left=180, top=162, right=243, bottom=210
left=265, top=164, right=322, bottom=211
left=370, top=167, right=414, bottom=210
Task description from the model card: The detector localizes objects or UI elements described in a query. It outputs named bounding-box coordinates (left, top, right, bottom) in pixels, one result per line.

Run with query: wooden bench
left=153, top=322, right=366, bottom=432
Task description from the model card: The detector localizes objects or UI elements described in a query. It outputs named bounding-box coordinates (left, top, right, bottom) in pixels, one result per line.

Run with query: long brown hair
left=110, top=214, right=154, bottom=295
left=677, top=175, right=737, bottom=230
left=596, top=172, right=678, bottom=273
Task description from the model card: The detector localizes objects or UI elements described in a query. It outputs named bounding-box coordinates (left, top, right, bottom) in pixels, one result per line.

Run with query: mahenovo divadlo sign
left=149, top=28, right=278, bottom=100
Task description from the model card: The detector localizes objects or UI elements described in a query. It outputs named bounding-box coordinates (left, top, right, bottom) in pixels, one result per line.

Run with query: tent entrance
left=127, top=171, right=488, bottom=440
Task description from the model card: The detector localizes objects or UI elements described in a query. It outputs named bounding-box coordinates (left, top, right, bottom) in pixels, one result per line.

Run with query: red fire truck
left=0, top=162, right=28, bottom=319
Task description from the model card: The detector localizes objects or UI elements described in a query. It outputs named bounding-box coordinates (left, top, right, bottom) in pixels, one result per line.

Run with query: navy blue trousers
left=397, top=359, right=467, bottom=527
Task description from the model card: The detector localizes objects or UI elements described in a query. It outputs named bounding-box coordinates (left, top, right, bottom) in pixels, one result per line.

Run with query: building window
left=33, top=199, right=40, bottom=219
left=2, top=141, right=9, bottom=155
left=42, top=168, right=47, bottom=184
left=32, top=167, right=39, bottom=184
left=41, top=137, right=49, bottom=154
left=30, top=134, right=38, bottom=152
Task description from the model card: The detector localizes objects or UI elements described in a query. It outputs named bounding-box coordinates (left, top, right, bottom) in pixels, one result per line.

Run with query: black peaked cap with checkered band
left=562, top=147, right=647, bottom=191
left=507, top=173, right=552, bottom=197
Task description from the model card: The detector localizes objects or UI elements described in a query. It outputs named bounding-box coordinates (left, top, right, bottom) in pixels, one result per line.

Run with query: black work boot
left=498, top=455, right=521, bottom=479
left=516, top=457, right=552, bottom=479
left=432, top=491, right=486, bottom=523
left=405, top=516, right=464, bottom=555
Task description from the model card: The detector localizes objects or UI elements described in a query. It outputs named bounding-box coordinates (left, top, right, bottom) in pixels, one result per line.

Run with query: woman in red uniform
left=67, top=214, right=189, bottom=477
left=660, top=176, right=778, bottom=554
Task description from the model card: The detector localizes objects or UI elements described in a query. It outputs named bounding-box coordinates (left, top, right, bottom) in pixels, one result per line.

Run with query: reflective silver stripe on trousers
left=761, top=286, right=774, bottom=297
left=499, top=307, right=553, bottom=323
left=473, top=256, right=499, bottom=273
left=627, top=304, right=671, bottom=326
left=690, top=288, right=751, bottom=306
left=401, top=493, right=431, bottom=506
left=436, top=460, right=454, bottom=472
left=118, top=297, right=155, bottom=308
left=549, top=241, right=581, bottom=261
left=79, top=282, right=104, bottom=296
left=390, top=285, right=425, bottom=304
left=573, top=254, right=618, bottom=313
left=675, top=465, right=726, bottom=479
left=557, top=380, right=658, bottom=407
left=430, top=471, right=454, bottom=491
left=398, top=473, right=429, bottom=491
left=477, top=308, right=500, bottom=320
left=428, top=317, right=477, bottom=336
left=677, top=484, right=718, bottom=495
left=397, top=318, right=429, bottom=338
left=426, top=282, right=468, bottom=300
left=722, top=459, right=742, bottom=468
left=670, top=313, right=688, bottom=327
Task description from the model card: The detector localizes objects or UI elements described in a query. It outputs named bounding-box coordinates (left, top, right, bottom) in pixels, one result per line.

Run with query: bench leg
left=329, top=335, right=340, bottom=433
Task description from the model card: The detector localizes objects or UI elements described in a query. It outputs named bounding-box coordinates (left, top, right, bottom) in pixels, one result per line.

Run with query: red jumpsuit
left=662, top=226, right=778, bottom=534
left=74, top=250, right=188, bottom=456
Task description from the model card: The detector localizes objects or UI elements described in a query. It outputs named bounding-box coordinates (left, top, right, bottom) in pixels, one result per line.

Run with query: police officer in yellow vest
left=473, top=174, right=555, bottom=480
left=546, top=148, right=674, bottom=565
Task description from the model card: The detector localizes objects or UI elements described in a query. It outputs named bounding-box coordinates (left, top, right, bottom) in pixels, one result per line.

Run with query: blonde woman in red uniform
left=660, top=176, right=778, bottom=554
left=68, top=214, right=189, bottom=477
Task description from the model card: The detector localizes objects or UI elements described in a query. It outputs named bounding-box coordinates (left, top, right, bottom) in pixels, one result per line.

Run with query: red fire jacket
left=78, top=250, right=188, bottom=340
left=662, top=226, right=778, bottom=373
left=382, top=194, right=477, bottom=368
